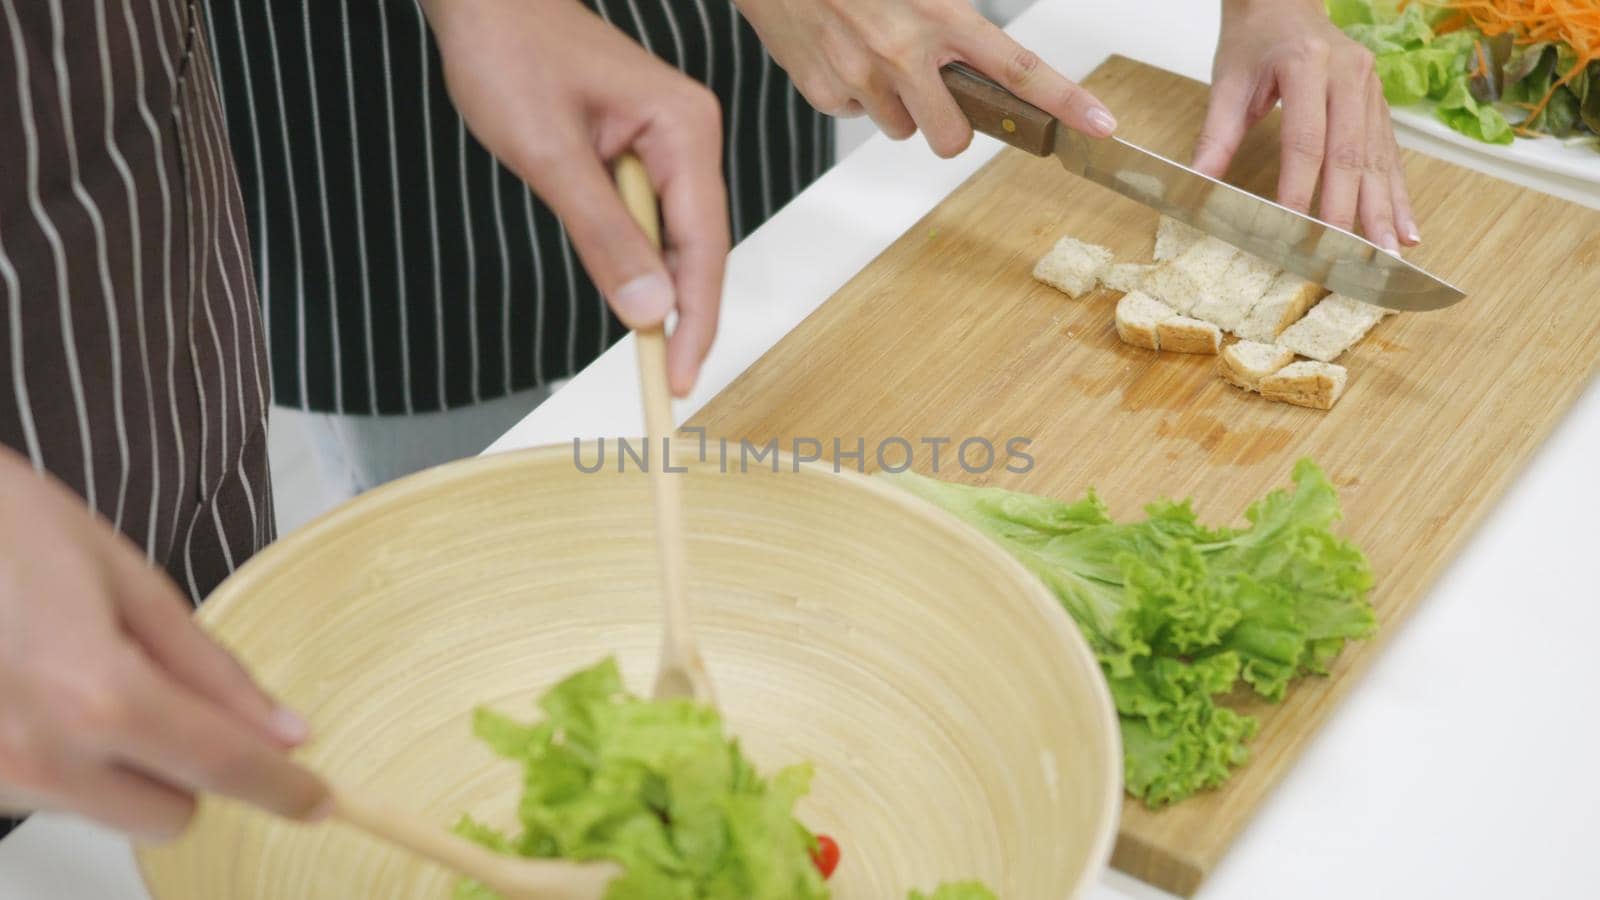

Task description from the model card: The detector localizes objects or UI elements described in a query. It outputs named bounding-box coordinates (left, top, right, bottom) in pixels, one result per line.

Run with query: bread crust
left=1218, top=341, right=1295, bottom=392
left=1115, top=290, right=1175, bottom=350
left=1260, top=361, right=1347, bottom=410
left=1032, top=236, right=1115, bottom=297
left=1238, top=273, right=1326, bottom=342
left=1157, top=316, right=1222, bottom=355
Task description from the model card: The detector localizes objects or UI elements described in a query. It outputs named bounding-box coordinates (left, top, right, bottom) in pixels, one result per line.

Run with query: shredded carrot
left=1470, top=38, right=1491, bottom=77
left=1426, top=0, right=1600, bottom=132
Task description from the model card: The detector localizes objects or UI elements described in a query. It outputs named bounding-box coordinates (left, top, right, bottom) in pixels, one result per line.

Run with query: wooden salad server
left=612, top=152, right=717, bottom=706
left=328, top=785, right=618, bottom=900
left=311, top=154, right=718, bottom=900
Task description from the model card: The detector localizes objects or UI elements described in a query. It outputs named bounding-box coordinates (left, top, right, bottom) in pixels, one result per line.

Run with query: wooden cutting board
left=689, top=55, right=1600, bottom=896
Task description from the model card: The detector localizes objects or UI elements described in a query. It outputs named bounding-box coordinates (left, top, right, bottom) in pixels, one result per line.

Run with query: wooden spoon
left=317, top=157, right=711, bottom=900
left=612, top=153, right=716, bottom=705
left=329, top=784, right=619, bottom=900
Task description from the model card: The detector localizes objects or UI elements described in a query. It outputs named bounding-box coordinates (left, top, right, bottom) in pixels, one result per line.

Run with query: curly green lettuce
left=455, top=659, right=1002, bottom=899
left=1326, top=0, right=1516, bottom=144
left=1437, top=79, right=1516, bottom=144
left=884, top=459, right=1375, bottom=807
left=452, top=658, right=828, bottom=900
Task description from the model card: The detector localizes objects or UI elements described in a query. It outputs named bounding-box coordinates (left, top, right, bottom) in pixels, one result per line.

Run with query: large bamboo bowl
left=137, top=445, right=1120, bottom=898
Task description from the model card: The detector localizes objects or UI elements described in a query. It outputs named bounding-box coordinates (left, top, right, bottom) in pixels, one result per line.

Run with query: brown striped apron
left=2, top=0, right=272, bottom=841
left=0, top=0, right=272, bottom=611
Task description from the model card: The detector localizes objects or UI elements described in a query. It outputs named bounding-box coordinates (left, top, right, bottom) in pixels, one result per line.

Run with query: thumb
left=1192, top=74, right=1255, bottom=178
left=530, top=151, right=676, bottom=330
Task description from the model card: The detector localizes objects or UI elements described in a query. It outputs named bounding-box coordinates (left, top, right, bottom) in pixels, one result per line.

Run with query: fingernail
left=270, top=707, right=310, bottom=745
left=610, top=272, right=674, bottom=326
left=1377, top=231, right=1400, bottom=253
left=1402, top=222, right=1421, bottom=245
left=1087, top=107, right=1117, bottom=136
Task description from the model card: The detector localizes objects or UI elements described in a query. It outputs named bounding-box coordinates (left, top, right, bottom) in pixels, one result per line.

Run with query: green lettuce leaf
left=1327, top=0, right=1578, bottom=143
left=1582, top=62, right=1600, bottom=137
left=1120, top=693, right=1258, bottom=806
left=1370, top=27, right=1478, bottom=106
left=1326, top=0, right=1454, bottom=29
left=886, top=475, right=1146, bottom=676
left=1344, top=3, right=1433, bottom=55
left=454, top=658, right=828, bottom=900
left=1186, top=458, right=1376, bottom=697
left=883, top=460, right=1375, bottom=807
left=1503, top=41, right=1557, bottom=104
left=1437, top=78, right=1515, bottom=144
left=1503, top=42, right=1590, bottom=137
left=1374, top=48, right=1449, bottom=105
left=1567, top=57, right=1593, bottom=129
left=1326, top=0, right=1384, bottom=28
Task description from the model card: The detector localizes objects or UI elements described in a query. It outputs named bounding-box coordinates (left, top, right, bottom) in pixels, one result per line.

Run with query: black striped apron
left=0, top=0, right=269, bottom=838
left=204, top=0, right=834, bottom=415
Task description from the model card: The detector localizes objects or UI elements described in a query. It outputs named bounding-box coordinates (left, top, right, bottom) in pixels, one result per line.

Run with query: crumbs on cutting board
left=1031, top=215, right=1393, bottom=411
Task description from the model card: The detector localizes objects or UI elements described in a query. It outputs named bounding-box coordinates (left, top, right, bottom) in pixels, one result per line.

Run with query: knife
left=939, top=63, right=1464, bottom=312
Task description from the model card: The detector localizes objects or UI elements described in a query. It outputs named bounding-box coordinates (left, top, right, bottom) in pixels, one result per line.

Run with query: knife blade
left=940, top=63, right=1464, bottom=312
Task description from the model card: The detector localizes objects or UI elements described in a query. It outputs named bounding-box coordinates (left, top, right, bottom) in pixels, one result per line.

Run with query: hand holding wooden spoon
left=612, top=154, right=716, bottom=706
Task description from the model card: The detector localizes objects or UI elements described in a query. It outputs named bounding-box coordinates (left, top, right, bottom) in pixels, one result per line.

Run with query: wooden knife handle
left=940, top=63, right=1057, bottom=157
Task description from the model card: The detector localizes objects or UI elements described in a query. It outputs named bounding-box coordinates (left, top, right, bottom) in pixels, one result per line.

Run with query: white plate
left=1391, top=103, right=1600, bottom=185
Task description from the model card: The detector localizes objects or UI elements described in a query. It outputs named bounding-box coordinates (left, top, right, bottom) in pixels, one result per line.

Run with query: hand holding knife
left=938, top=63, right=1463, bottom=312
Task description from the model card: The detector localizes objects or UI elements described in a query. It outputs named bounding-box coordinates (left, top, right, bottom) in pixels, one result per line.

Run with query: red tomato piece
left=811, top=834, right=841, bottom=879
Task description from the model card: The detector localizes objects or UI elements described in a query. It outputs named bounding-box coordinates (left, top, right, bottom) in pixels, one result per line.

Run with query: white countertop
left=5, top=2, right=1596, bottom=898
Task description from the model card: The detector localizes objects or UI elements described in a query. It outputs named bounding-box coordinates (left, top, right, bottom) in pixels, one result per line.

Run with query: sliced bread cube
left=1141, top=260, right=1204, bottom=315
left=1143, top=236, right=1237, bottom=315
left=1190, top=251, right=1282, bottom=334
left=1182, top=235, right=1240, bottom=281
left=1319, top=293, right=1390, bottom=325
left=1115, top=290, right=1177, bottom=350
left=1276, top=293, right=1387, bottom=362
left=1274, top=308, right=1344, bottom=362
left=1100, top=262, right=1154, bottom=294
left=1260, top=361, right=1347, bottom=410
left=1154, top=216, right=1205, bottom=261
left=1236, top=271, right=1326, bottom=342
left=1218, top=340, right=1296, bottom=392
left=1157, top=315, right=1223, bottom=354
left=1224, top=252, right=1281, bottom=309
left=1190, top=293, right=1248, bottom=334
left=1033, top=235, right=1115, bottom=297
left=1188, top=293, right=1248, bottom=334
